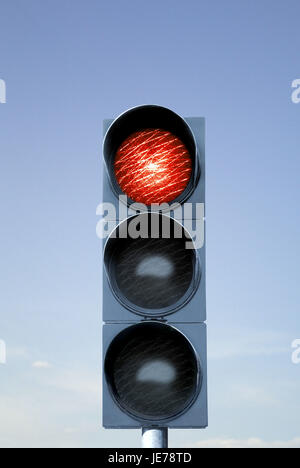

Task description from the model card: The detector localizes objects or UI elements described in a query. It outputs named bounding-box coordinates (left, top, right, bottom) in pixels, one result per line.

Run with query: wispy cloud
left=7, top=347, right=30, bottom=360
left=190, top=437, right=300, bottom=448
left=0, top=365, right=101, bottom=448
left=32, top=361, right=52, bottom=369
left=208, top=329, right=290, bottom=360
left=45, top=369, right=100, bottom=398
left=227, top=383, right=279, bottom=407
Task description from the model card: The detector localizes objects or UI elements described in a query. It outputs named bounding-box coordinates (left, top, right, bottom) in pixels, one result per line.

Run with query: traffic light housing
left=103, top=322, right=207, bottom=428
left=101, top=105, right=207, bottom=430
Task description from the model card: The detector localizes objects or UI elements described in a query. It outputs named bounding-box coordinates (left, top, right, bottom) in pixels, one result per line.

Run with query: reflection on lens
left=115, top=238, right=193, bottom=309
left=136, top=360, right=176, bottom=384
left=105, top=323, right=200, bottom=421
left=136, top=255, right=174, bottom=279
left=114, top=129, right=192, bottom=205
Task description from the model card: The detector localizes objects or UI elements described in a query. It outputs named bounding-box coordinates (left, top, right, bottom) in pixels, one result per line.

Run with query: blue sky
left=0, top=0, right=300, bottom=448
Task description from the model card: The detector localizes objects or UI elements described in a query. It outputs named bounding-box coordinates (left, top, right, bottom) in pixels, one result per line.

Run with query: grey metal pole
left=142, top=427, right=168, bottom=448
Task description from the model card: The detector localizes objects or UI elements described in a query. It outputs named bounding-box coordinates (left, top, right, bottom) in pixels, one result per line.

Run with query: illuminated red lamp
left=114, top=128, right=192, bottom=205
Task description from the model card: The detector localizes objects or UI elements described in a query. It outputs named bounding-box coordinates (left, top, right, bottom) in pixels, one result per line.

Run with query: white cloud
left=0, top=393, right=97, bottom=448
left=64, top=427, right=80, bottom=434
left=190, top=437, right=300, bottom=448
left=0, top=366, right=101, bottom=448
left=209, top=329, right=290, bottom=360
left=228, top=384, right=279, bottom=407
left=46, top=369, right=100, bottom=398
left=32, top=361, right=52, bottom=369
left=0, top=395, right=48, bottom=448
left=7, top=347, right=30, bottom=360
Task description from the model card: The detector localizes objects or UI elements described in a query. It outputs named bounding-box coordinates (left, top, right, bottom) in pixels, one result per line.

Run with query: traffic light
left=101, top=105, right=207, bottom=433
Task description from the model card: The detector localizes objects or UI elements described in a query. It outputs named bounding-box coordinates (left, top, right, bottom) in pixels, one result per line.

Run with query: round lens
left=105, top=214, right=197, bottom=313
left=114, top=128, right=192, bottom=205
left=105, top=323, right=199, bottom=421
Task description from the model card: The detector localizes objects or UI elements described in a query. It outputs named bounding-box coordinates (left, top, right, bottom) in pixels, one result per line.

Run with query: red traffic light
left=102, top=106, right=207, bottom=433
left=114, top=129, right=192, bottom=205
left=103, top=105, right=198, bottom=208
